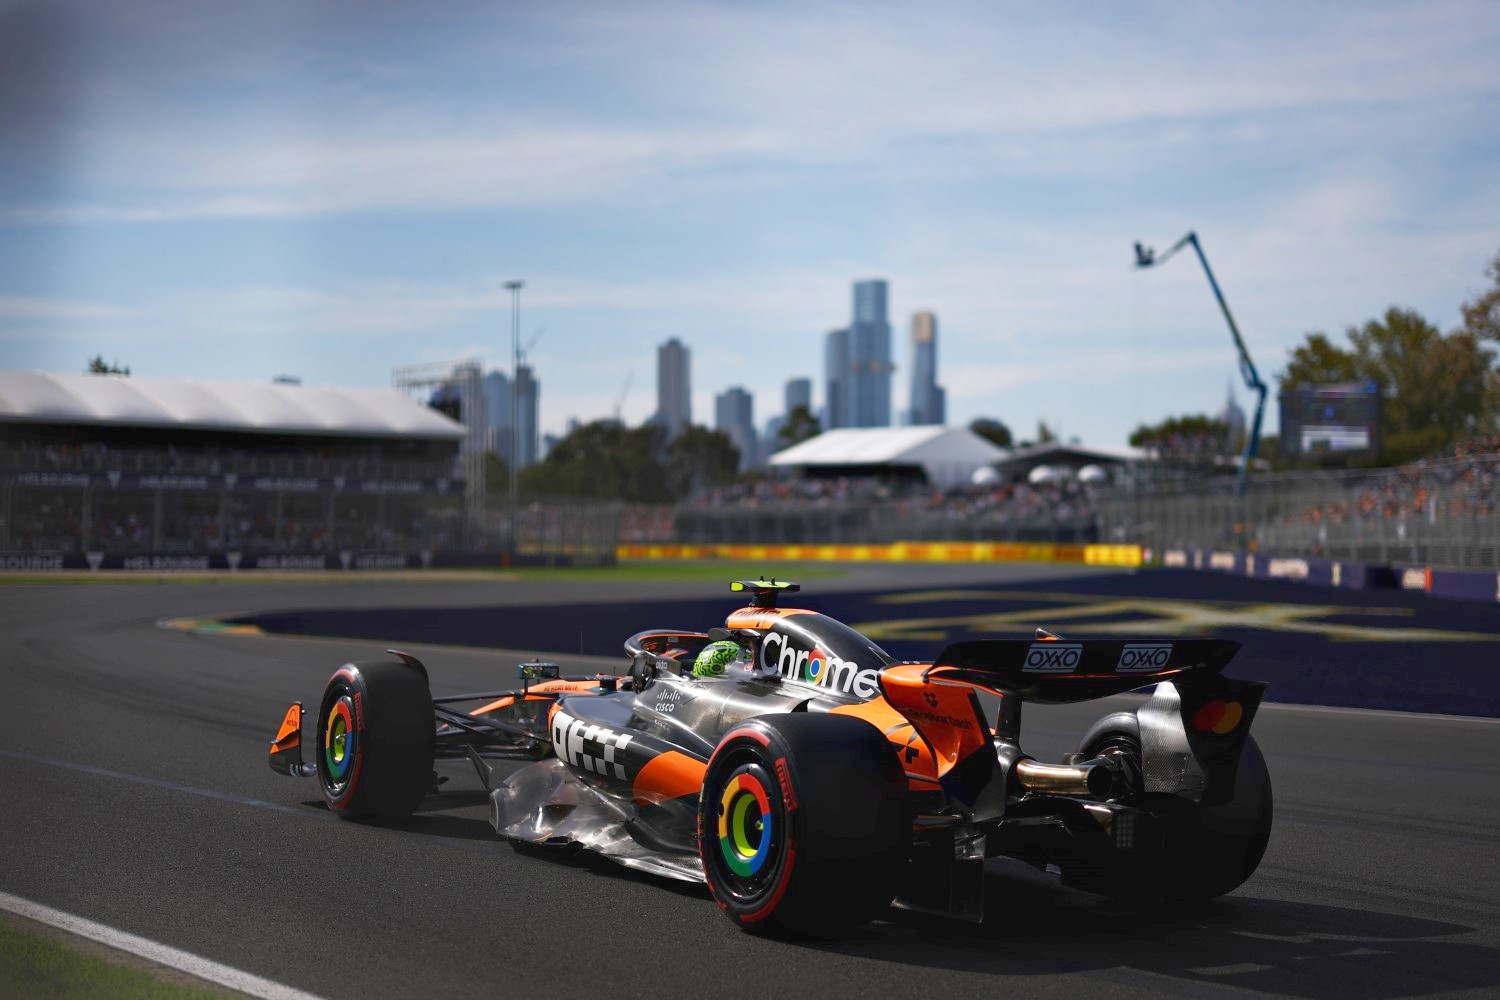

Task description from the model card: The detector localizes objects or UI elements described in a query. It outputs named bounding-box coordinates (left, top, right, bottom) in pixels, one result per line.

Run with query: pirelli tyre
left=315, top=658, right=435, bottom=820
left=1073, top=715, right=1273, bottom=904
left=697, top=713, right=907, bottom=935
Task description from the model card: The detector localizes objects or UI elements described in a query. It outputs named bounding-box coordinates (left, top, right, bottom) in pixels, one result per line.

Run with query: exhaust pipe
left=1014, top=757, right=1113, bottom=798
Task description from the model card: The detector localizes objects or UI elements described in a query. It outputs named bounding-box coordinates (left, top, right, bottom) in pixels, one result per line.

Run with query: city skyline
left=4, top=3, right=1498, bottom=449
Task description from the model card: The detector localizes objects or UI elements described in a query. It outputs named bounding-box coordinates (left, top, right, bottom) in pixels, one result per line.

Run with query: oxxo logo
left=1023, top=643, right=1083, bottom=673
left=1116, top=642, right=1173, bottom=673
left=760, top=632, right=880, bottom=699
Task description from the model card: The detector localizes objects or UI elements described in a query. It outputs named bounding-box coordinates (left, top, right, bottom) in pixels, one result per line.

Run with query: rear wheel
left=1076, top=720, right=1272, bottom=903
left=315, top=658, right=434, bottom=819
left=697, top=713, right=907, bottom=935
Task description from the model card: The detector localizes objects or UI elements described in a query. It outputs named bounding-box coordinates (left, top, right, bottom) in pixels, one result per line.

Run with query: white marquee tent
left=0, top=370, right=464, bottom=440
left=769, top=426, right=1005, bottom=487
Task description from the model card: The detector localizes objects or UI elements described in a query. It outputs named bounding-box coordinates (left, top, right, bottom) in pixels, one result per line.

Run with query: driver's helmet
left=692, top=640, right=743, bottom=678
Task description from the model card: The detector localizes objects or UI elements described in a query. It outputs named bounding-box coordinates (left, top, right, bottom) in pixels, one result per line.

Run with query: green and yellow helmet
left=693, top=640, right=743, bottom=678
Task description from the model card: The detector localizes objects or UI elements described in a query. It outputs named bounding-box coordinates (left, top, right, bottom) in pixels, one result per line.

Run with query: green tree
left=1458, top=247, right=1500, bottom=432
left=86, top=356, right=130, bottom=375
left=1281, top=307, right=1496, bottom=462
left=1279, top=332, right=1359, bottom=388
left=1128, top=414, right=1231, bottom=461
left=1037, top=420, right=1057, bottom=445
left=777, top=405, right=821, bottom=448
left=483, top=452, right=510, bottom=496
left=664, top=425, right=741, bottom=497
left=968, top=417, right=1013, bottom=449
left=1460, top=245, right=1500, bottom=344
left=518, top=421, right=672, bottom=502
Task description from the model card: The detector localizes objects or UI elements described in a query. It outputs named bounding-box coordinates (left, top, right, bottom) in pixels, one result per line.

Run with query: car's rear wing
left=929, top=637, right=1240, bottom=704
left=880, top=635, right=1263, bottom=807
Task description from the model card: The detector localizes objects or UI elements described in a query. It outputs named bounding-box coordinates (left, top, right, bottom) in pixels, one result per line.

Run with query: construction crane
left=612, top=369, right=634, bottom=424
left=519, top=326, right=545, bottom=365
left=1133, top=231, right=1266, bottom=494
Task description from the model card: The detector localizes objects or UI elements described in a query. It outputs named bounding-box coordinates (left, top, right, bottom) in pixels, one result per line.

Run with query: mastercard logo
left=1192, top=699, right=1243, bottom=735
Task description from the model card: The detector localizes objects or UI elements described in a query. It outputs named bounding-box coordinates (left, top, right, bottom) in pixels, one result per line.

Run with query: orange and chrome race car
left=267, top=579, right=1273, bottom=935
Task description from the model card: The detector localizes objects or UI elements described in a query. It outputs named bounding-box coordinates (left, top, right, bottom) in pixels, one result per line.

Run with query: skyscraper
left=908, top=311, right=946, bottom=425
left=823, top=328, right=848, bottom=429
left=514, top=363, right=540, bottom=469
left=850, top=279, right=894, bottom=427
left=656, top=338, right=691, bottom=439
left=482, top=369, right=511, bottom=461
left=785, top=377, right=812, bottom=415
left=715, top=386, right=756, bottom=471
left=824, top=280, right=894, bottom=428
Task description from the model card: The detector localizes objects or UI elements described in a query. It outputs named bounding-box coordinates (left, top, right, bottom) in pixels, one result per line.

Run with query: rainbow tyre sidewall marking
left=317, top=669, right=364, bottom=807
left=324, top=697, right=356, bottom=786
left=717, top=768, right=774, bottom=878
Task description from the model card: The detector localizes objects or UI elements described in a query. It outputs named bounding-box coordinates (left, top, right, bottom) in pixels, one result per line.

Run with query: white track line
left=0, top=891, right=325, bottom=1000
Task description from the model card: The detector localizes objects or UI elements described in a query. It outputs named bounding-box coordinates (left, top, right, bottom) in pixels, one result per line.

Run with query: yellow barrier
left=616, top=542, right=1108, bottom=565
left=1083, top=544, right=1144, bottom=567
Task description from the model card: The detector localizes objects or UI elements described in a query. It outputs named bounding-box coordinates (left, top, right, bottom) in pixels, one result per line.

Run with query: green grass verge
left=0, top=917, right=228, bottom=999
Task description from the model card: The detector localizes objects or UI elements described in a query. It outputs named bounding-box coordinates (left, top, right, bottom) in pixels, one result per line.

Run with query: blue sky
left=2, top=0, right=1498, bottom=447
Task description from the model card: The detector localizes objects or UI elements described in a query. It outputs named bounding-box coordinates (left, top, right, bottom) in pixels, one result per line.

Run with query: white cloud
left=0, top=296, right=132, bottom=321
left=8, top=1, right=1498, bottom=224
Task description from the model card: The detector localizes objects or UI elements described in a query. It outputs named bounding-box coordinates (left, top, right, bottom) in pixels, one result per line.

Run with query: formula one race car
left=267, top=579, right=1272, bottom=934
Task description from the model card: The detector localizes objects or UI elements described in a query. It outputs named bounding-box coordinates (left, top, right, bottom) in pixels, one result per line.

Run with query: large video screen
left=1279, top=382, right=1381, bottom=461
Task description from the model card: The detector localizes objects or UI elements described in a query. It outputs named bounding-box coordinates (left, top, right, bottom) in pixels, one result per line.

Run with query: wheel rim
left=718, top=770, right=773, bottom=877
left=323, top=694, right=357, bottom=794
left=706, top=759, right=784, bottom=899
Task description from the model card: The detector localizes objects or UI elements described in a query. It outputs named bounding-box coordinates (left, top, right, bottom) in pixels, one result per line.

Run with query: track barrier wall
left=1160, top=547, right=1500, bottom=603
left=615, top=541, right=1143, bottom=566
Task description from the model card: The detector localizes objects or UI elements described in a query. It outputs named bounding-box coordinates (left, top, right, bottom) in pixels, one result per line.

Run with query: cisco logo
left=1116, top=642, right=1173, bottom=673
left=1023, top=643, right=1083, bottom=673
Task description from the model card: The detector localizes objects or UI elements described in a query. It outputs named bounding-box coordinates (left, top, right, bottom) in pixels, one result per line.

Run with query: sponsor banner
left=1161, top=549, right=1189, bottom=568
left=1428, top=568, right=1500, bottom=603
left=1084, top=544, right=1144, bottom=567
left=1397, top=566, right=1431, bottom=592
left=1207, top=550, right=1239, bottom=573
left=13, top=472, right=92, bottom=488
left=5, top=471, right=464, bottom=495
left=615, top=541, right=1091, bottom=565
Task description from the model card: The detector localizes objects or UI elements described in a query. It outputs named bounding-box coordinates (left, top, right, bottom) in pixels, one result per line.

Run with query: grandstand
left=0, top=370, right=471, bottom=569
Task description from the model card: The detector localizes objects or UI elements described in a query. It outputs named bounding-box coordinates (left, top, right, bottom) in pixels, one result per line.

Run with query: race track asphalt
left=2, top=564, right=1498, bottom=1000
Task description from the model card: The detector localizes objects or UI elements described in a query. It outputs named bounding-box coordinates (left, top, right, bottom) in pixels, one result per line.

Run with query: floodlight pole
left=1133, top=232, right=1266, bottom=495
left=504, top=280, right=525, bottom=559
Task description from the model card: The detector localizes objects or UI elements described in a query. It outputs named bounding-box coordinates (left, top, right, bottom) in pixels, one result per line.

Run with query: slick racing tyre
left=1075, top=715, right=1273, bottom=904
left=315, top=658, right=434, bottom=820
left=698, top=712, right=907, bottom=936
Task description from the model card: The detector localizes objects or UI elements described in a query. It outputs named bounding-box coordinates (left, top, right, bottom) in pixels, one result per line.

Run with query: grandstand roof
left=0, top=370, right=465, bottom=440
left=770, top=426, right=1005, bottom=486
left=994, top=441, right=1145, bottom=469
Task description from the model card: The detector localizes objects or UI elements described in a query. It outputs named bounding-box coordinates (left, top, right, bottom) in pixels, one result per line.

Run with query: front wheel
left=315, top=658, right=434, bottom=819
left=697, top=713, right=907, bottom=935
